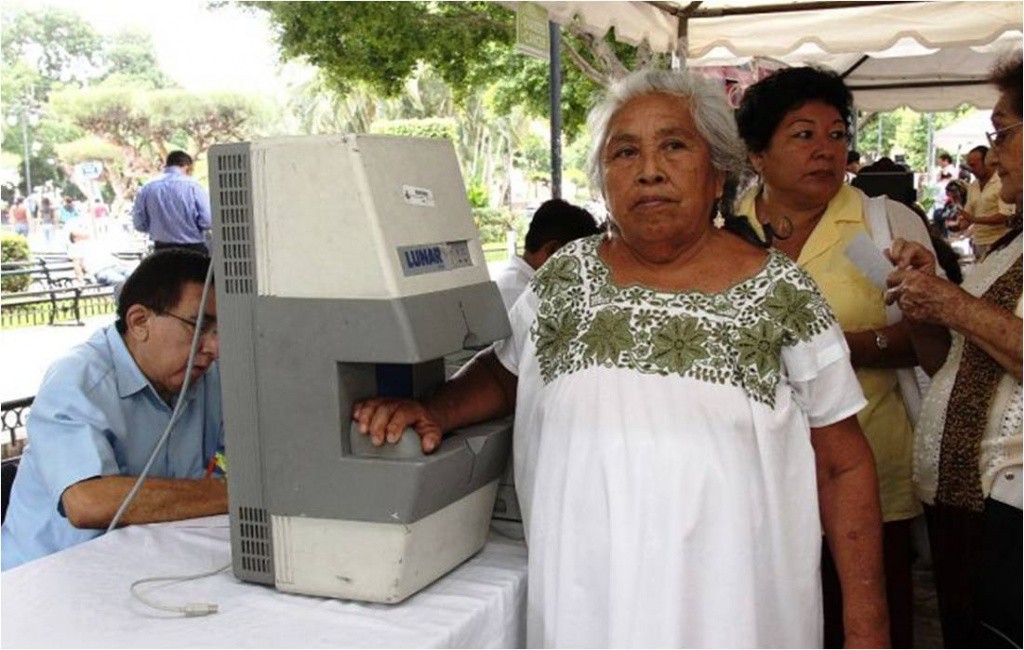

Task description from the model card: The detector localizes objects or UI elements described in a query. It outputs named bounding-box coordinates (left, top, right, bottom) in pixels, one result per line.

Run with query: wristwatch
left=873, top=329, right=889, bottom=350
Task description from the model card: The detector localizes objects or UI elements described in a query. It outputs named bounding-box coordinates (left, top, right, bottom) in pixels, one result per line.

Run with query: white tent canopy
left=517, top=1, right=1023, bottom=111
left=933, top=109, right=993, bottom=156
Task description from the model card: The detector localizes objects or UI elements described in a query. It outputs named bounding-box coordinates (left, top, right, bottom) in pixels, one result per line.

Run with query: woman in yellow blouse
left=733, top=66, right=936, bottom=649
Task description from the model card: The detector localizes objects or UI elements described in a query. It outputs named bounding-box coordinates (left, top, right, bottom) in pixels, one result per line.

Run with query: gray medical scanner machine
left=209, top=135, right=512, bottom=603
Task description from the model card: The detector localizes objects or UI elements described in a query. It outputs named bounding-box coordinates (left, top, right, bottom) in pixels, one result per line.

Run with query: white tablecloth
left=1, top=515, right=527, bottom=648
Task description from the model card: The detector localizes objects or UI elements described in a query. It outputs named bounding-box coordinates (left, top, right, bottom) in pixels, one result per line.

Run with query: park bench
left=1, top=281, right=115, bottom=327
left=1, top=257, right=77, bottom=292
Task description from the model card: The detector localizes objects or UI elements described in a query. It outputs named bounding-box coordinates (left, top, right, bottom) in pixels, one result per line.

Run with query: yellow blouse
left=736, top=184, right=920, bottom=522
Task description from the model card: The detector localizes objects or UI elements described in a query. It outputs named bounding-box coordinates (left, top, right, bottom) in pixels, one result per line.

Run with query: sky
left=35, top=0, right=300, bottom=96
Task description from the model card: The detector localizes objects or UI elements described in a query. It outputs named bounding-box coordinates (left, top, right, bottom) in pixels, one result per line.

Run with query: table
left=1, top=515, right=528, bottom=648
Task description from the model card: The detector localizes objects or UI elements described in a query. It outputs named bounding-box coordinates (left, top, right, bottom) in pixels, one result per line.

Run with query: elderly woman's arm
left=352, top=349, right=516, bottom=453
left=811, top=415, right=890, bottom=649
left=887, top=239, right=1023, bottom=381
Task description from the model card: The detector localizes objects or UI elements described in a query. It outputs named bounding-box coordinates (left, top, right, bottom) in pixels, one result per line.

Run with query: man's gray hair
left=586, top=68, right=747, bottom=193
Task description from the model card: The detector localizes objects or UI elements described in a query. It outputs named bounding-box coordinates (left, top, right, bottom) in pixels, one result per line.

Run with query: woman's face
left=989, top=92, right=1023, bottom=208
left=750, top=101, right=848, bottom=209
left=601, top=93, right=724, bottom=259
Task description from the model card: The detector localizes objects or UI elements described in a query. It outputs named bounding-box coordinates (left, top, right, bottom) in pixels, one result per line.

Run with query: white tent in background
left=512, top=1, right=1023, bottom=111
left=934, top=110, right=993, bottom=157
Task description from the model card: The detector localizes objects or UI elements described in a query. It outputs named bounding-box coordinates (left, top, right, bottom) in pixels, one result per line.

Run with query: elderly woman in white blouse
left=354, top=68, right=888, bottom=648
left=886, top=51, right=1022, bottom=650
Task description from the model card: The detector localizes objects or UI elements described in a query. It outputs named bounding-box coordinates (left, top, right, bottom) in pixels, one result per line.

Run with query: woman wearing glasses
left=887, top=50, right=1022, bottom=649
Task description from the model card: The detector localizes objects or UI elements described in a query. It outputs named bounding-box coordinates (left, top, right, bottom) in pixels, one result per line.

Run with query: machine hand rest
left=347, top=418, right=510, bottom=464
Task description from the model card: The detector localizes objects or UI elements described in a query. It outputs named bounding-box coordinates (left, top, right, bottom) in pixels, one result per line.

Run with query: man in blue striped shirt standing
left=133, top=151, right=212, bottom=254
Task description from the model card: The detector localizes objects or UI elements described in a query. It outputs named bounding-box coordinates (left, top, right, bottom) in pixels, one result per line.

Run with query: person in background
left=92, top=197, right=110, bottom=236
left=58, top=196, right=78, bottom=225
left=66, top=226, right=135, bottom=298
left=355, top=67, right=887, bottom=648
left=934, top=152, right=955, bottom=185
left=886, top=50, right=1022, bottom=650
left=495, top=199, right=601, bottom=311
left=132, top=151, right=212, bottom=255
left=1, top=249, right=226, bottom=570
left=846, top=149, right=862, bottom=182
left=735, top=65, right=935, bottom=649
left=10, top=197, right=29, bottom=237
left=960, top=145, right=1014, bottom=260
left=38, top=197, right=57, bottom=247
left=936, top=179, right=969, bottom=236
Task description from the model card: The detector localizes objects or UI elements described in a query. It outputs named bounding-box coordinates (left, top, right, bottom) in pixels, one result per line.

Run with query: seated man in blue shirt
left=1, top=249, right=227, bottom=570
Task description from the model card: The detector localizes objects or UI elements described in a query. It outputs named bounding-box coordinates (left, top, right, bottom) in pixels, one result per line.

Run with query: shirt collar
left=106, top=325, right=149, bottom=399
left=736, top=183, right=865, bottom=262
left=163, top=166, right=188, bottom=176
left=512, top=255, right=535, bottom=276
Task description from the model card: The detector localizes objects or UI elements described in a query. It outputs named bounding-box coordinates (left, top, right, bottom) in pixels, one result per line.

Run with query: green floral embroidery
left=581, top=308, right=634, bottom=364
left=528, top=236, right=837, bottom=407
left=533, top=255, right=581, bottom=300
left=736, top=320, right=782, bottom=378
left=764, top=281, right=823, bottom=342
left=650, top=316, right=709, bottom=373
left=535, top=310, right=580, bottom=361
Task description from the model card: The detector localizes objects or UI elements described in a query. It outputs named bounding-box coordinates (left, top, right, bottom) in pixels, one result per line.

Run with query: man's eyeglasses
left=985, top=121, right=1022, bottom=149
left=157, top=310, right=218, bottom=338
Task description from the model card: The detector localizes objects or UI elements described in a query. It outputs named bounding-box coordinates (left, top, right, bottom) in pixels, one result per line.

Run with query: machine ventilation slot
left=237, top=506, right=271, bottom=575
left=215, top=152, right=255, bottom=295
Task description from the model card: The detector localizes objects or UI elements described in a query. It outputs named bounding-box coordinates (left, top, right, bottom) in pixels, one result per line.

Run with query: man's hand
left=352, top=398, right=444, bottom=454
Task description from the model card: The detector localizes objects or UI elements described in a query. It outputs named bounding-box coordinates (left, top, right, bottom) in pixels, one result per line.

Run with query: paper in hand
left=844, top=232, right=893, bottom=290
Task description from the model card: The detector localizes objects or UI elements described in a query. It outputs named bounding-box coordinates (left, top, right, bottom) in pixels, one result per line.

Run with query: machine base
left=271, top=481, right=499, bottom=603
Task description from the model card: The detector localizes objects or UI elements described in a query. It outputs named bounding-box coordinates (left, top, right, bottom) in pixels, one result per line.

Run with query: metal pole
left=20, top=105, right=32, bottom=198
left=549, top=20, right=562, bottom=200
left=877, top=113, right=883, bottom=158
left=926, top=112, right=935, bottom=172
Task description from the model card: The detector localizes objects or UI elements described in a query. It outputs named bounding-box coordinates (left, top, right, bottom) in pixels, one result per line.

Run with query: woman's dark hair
left=991, top=50, right=1023, bottom=118
left=945, top=179, right=968, bottom=206
left=115, top=248, right=212, bottom=334
left=735, top=66, right=854, bottom=154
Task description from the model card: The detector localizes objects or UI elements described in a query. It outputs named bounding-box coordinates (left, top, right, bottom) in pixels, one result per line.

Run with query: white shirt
left=494, top=255, right=534, bottom=312
left=493, top=237, right=866, bottom=647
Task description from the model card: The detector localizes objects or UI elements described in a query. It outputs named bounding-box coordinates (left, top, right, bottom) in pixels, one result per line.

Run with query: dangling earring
left=713, top=210, right=725, bottom=229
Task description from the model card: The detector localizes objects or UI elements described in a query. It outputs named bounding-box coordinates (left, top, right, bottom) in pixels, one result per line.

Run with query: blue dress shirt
left=1, top=325, right=223, bottom=570
left=132, top=167, right=212, bottom=244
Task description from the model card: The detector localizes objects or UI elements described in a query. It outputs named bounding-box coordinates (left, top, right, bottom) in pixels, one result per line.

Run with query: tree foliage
left=0, top=5, right=102, bottom=93
left=370, top=117, right=458, bottom=142
left=48, top=87, right=269, bottom=206
left=246, top=2, right=660, bottom=136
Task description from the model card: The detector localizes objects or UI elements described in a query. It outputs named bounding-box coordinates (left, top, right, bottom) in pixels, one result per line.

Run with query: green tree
left=1, top=5, right=102, bottom=93
left=245, top=2, right=658, bottom=136
left=1, top=7, right=180, bottom=200
left=100, top=29, right=174, bottom=89
left=49, top=86, right=269, bottom=205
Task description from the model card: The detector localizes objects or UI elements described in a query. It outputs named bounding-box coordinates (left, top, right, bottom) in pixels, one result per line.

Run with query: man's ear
left=124, top=304, right=152, bottom=342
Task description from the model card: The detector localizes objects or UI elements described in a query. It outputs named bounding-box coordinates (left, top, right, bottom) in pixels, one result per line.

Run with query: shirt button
left=1004, top=471, right=1016, bottom=481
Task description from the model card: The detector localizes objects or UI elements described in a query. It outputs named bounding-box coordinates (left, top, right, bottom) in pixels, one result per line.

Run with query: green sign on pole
left=516, top=2, right=550, bottom=61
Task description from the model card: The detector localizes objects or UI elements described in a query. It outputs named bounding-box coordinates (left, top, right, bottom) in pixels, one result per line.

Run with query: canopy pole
left=549, top=20, right=562, bottom=200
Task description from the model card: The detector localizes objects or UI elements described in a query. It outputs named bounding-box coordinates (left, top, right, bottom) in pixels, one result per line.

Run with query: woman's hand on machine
left=352, top=398, right=444, bottom=454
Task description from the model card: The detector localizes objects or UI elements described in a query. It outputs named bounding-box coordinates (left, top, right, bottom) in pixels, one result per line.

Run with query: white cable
left=129, top=562, right=231, bottom=617
left=107, top=260, right=215, bottom=532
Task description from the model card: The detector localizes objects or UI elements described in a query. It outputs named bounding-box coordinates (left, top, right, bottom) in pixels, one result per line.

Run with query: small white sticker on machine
left=402, top=185, right=435, bottom=207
